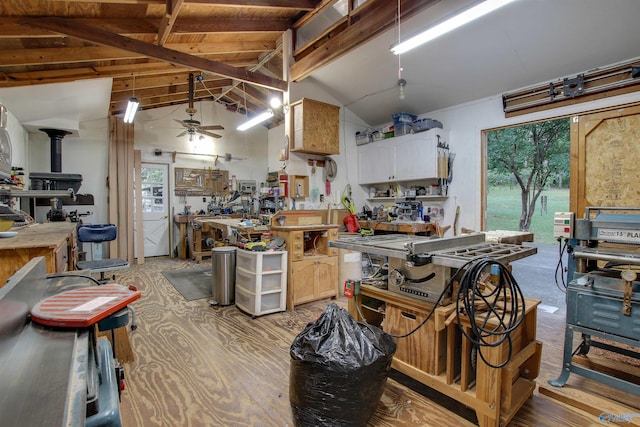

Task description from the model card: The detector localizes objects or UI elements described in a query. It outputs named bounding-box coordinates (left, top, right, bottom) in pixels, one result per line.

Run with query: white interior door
left=135, top=163, right=169, bottom=258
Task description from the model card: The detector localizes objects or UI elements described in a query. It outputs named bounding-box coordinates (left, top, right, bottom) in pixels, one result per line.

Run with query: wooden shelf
left=349, top=285, right=543, bottom=427
left=366, top=195, right=447, bottom=202
left=290, top=174, right=309, bottom=199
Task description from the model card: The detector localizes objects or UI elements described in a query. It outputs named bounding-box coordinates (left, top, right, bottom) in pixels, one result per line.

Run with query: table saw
left=331, top=232, right=536, bottom=303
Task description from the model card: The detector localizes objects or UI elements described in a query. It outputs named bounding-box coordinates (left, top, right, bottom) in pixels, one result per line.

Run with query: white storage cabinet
left=357, top=128, right=445, bottom=185
left=235, top=249, right=287, bottom=316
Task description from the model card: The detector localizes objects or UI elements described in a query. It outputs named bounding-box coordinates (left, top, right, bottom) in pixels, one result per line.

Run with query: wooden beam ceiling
left=0, top=0, right=438, bottom=129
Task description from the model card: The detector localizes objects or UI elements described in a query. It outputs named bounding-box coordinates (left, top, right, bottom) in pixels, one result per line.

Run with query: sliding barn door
left=570, top=104, right=640, bottom=218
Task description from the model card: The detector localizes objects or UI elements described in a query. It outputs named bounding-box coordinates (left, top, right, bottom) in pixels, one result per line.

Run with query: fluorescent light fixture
left=236, top=109, right=274, bottom=131
left=123, top=97, right=139, bottom=123
left=391, top=0, right=517, bottom=55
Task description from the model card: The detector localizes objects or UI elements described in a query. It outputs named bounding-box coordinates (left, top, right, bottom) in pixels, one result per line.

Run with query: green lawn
left=487, top=186, right=569, bottom=244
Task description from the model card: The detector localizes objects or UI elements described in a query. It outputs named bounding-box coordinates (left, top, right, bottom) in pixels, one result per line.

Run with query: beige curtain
left=108, top=116, right=135, bottom=263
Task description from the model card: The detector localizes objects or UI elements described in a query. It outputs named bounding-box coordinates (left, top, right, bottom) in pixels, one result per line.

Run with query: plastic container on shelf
left=394, top=123, right=412, bottom=137
left=236, top=266, right=283, bottom=293
left=392, top=112, right=416, bottom=137
left=235, top=287, right=283, bottom=315
left=236, top=249, right=286, bottom=273
left=392, top=112, right=417, bottom=124
left=412, top=118, right=443, bottom=132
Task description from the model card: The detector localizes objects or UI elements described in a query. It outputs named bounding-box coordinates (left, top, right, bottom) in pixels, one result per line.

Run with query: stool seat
left=97, top=307, right=130, bottom=331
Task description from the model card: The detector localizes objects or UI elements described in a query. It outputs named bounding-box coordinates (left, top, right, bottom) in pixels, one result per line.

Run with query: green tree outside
left=487, top=118, right=570, bottom=231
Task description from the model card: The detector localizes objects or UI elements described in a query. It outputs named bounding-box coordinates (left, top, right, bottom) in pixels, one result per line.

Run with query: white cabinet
left=357, top=128, right=446, bottom=185
left=394, top=135, right=439, bottom=181
left=357, top=140, right=395, bottom=184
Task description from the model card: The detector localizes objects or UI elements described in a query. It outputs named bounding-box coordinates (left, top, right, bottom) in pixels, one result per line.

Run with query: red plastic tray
left=31, top=284, right=141, bottom=328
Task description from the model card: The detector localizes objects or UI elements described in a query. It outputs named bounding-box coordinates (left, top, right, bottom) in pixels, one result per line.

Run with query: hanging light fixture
left=396, top=0, right=407, bottom=101
left=236, top=81, right=274, bottom=131
left=237, top=109, right=274, bottom=131
left=123, top=74, right=139, bottom=123
left=391, top=0, right=517, bottom=55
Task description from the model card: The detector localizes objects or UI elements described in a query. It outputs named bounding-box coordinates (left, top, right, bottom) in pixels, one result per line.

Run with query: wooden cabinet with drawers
left=0, top=222, right=77, bottom=287
left=270, top=215, right=339, bottom=310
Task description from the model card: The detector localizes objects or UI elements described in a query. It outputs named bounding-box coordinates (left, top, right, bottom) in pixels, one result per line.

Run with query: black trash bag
left=289, top=303, right=396, bottom=427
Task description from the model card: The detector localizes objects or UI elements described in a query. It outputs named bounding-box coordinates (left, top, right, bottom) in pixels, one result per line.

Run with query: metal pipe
left=572, top=250, right=640, bottom=266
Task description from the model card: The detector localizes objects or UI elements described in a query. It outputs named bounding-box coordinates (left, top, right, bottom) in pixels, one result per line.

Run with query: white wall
left=135, top=100, right=270, bottom=216
left=5, top=109, right=28, bottom=171
left=266, top=80, right=640, bottom=234
left=7, top=75, right=640, bottom=238
left=364, top=91, right=640, bottom=233
left=268, top=80, right=370, bottom=211
left=28, top=118, right=110, bottom=223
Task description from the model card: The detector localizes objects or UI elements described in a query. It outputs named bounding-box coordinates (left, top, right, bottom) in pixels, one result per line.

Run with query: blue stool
left=77, top=224, right=136, bottom=330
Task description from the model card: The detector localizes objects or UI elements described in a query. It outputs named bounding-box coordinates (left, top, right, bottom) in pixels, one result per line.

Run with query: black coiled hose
left=455, top=257, right=526, bottom=369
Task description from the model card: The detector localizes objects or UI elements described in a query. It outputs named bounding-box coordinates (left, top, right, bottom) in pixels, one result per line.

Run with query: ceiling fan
left=174, top=73, right=224, bottom=140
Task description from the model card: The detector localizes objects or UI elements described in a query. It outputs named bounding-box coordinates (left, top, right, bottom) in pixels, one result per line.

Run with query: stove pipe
left=40, top=128, right=72, bottom=173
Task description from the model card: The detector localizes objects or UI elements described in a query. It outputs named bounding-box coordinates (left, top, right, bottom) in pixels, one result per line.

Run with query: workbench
left=0, top=222, right=77, bottom=287
left=192, top=217, right=268, bottom=261
left=349, top=286, right=542, bottom=427
left=174, top=213, right=198, bottom=260
left=173, top=214, right=248, bottom=260
left=359, top=219, right=436, bottom=236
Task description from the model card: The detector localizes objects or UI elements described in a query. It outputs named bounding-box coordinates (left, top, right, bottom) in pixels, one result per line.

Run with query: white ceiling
left=2, top=0, right=640, bottom=131
left=310, top=0, right=640, bottom=126
left=0, top=78, right=112, bottom=136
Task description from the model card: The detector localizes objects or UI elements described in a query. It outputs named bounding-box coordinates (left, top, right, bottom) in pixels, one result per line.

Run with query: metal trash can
left=211, top=246, right=236, bottom=306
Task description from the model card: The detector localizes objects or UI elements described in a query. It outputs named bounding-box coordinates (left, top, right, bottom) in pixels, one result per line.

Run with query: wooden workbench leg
left=193, top=228, right=202, bottom=261
left=475, top=332, right=506, bottom=427
left=179, top=223, right=187, bottom=260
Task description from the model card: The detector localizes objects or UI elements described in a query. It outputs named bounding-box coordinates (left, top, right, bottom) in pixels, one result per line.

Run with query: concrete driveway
left=510, top=242, right=569, bottom=316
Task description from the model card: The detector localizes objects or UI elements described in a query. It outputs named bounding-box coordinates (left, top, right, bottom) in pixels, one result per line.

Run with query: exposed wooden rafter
left=158, top=0, right=185, bottom=46
left=22, top=17, right=288, bottom=92
left=291, top=0, right=438, bottom=81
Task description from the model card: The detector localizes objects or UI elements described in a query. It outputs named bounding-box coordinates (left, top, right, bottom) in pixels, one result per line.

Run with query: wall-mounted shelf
left=366, top=195, right=448, bottom=202
left=290, top=175, right=309, bottom=199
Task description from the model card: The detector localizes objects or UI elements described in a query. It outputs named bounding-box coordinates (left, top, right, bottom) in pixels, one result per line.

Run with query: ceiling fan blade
left=199, top=125, right=224, bottom=131
left=176, top=130, right=187, bottom=137
left=199, top=130, right=222, bottom=139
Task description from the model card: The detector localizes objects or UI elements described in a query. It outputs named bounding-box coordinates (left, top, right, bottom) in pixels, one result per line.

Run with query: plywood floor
left=114, top=257, right=638, bottom=426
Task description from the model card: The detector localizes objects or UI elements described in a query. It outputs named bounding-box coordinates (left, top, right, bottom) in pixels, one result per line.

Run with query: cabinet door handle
left=401, top=311, right=417, bottom=320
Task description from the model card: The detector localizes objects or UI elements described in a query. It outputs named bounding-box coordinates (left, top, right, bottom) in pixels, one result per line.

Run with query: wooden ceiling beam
left=22, top=17, right=288, bottom=91
left=0, top=18, right=290, bottom=38
left=110, top=89, right=227, bottom=114
left=158, top=0, right=185, bottom=46
left=110, top=78, right=231, bottom=101
left=0, top=41, right=275, bottom=66
left=51, top=0, right=317, bottom=8
left=0, top=56, right=258, bottom=88
left=291, top=0, right=438, bottom=81
left=111, top=77, right=233, bottom=102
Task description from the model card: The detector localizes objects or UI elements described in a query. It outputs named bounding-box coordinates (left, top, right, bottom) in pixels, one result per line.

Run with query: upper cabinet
left=358, top=128, right=447, bottom=185
left=289, top=98, right=340, bottom=155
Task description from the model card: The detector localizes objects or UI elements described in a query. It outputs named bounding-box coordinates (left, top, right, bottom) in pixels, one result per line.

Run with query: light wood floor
left=115, top=257, right=638, bottom=426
